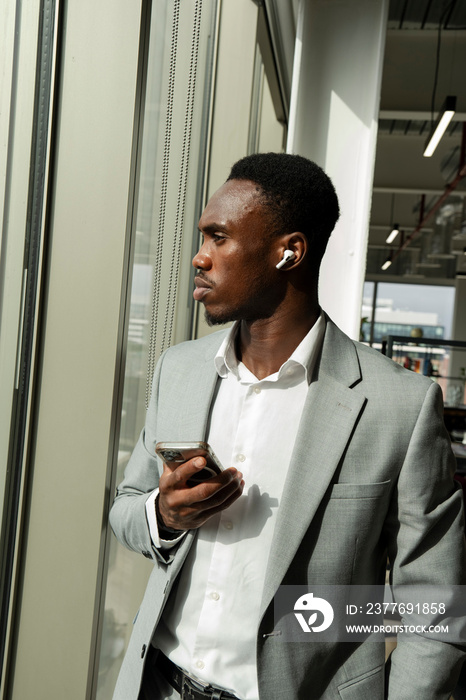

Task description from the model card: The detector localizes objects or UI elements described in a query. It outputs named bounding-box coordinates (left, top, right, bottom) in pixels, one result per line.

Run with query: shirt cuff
left=145, top=489, right=186, bottom=550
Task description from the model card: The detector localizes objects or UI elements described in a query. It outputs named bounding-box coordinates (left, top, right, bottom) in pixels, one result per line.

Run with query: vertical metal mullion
left=0, top=0, right=61, bottom=691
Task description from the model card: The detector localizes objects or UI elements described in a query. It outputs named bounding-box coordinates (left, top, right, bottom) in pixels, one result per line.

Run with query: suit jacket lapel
left=260, top=320, right=367, bottom=619
left=159, top=332, right=225, bottom=441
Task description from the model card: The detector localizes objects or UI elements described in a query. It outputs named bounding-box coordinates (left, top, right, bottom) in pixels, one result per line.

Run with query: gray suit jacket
left=110, top=317, right=466, bottom=700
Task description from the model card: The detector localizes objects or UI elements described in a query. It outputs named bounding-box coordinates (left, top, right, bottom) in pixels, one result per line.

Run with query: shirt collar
left=214, top=312, right=326, bottom=384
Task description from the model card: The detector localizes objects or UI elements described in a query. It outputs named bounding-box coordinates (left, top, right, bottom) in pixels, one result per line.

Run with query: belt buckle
left=181, top=673, right=210, bottom=699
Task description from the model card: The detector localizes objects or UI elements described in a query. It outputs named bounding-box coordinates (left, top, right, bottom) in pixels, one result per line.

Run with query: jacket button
left=141, top=644, right=146, bottom=658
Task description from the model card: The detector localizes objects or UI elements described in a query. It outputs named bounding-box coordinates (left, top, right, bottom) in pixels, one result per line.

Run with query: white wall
left=288, top=0, right=388, bottom=338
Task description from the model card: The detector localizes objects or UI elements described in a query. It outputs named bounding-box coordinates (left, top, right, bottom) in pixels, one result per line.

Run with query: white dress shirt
left=146, top=314, right=325, bottom=699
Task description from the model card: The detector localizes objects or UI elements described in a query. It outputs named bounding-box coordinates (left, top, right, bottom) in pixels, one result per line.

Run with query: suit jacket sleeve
left=109, top=349, right=182, bottom=565
left=383, top=380, right=466, bottom=699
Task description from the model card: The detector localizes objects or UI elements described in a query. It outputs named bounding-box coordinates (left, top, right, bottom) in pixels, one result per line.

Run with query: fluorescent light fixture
left=381, top=256, right=392, bottom=270
left=385, top=224, right=400, bottom=244
left=423, top=96, right=456, bottom=157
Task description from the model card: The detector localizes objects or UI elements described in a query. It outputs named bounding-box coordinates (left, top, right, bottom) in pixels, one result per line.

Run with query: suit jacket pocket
left=297, top=480, right=392, bottom=582
left=329, top=480, right=391, bottom=500
left=338, top=663, right=384, bottom=699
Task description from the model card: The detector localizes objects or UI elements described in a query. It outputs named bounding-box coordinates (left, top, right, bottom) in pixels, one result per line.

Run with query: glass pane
left=95, top=2, right=218, bottom=696
left=362, top=282, right=455, bottom=348
left=248, top=41, right=286, bottom=156
left=388, top=337, right=466, bottom=408
left=258, top=56, right=286, bottom=153
left=0, top=0, right=55, bottom=674
left=0, top=0, right=40, bottom=542
left=361, top=281, right=375, bottom=344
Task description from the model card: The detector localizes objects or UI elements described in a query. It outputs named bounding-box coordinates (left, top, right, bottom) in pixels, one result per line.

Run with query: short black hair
left=227, top=152, right=340, bottom=271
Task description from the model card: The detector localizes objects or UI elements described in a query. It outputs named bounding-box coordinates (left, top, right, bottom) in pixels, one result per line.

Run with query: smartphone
left=155, top=441, right=224, bottom=487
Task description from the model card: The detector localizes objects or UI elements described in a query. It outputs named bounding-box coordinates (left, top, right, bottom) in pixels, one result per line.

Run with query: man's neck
left=236, top=304, right=320, bottom=380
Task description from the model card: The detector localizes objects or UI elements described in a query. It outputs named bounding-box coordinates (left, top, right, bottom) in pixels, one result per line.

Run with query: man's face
left=192, top=179, right=284, bottom=326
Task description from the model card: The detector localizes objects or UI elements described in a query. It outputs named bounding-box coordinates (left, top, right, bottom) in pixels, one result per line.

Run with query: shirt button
left=286, top=367, right=294, bottom=375
left=196, top=660, right=205, bottom=670
left=253, top=386, right=261, bottom=394
left=210, top=591, right=220, bottom=601
left=224, top=521, right=233, bottom=530
left=237, top=454, right=246, bottom=463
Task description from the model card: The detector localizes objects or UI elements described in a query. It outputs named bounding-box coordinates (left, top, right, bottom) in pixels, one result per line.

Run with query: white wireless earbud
left=275, top=249, right=296, bottom=270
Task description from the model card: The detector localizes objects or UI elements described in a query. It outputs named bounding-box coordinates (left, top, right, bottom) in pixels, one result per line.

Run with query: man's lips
left=193, top=276, right=212, bottom=301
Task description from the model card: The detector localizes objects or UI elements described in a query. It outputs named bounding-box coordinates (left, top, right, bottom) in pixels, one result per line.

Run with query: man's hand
left=157, top=456, right=244, bottom=531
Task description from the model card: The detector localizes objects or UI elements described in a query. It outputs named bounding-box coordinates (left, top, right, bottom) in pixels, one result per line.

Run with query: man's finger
left=159, top=468, right=242, bottom=511
left=199, top=481, right=245, bottom=520
left=179, top=468, right=242, bottom=504
left=160, top=477, right=245, bottom=531
left=191, top=471, right=243, bottom=504
left=161, top=456, right=207, bottom=483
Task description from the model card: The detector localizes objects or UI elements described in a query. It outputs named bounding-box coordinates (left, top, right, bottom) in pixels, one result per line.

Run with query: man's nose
left=192, top=248, right=212, bottom=270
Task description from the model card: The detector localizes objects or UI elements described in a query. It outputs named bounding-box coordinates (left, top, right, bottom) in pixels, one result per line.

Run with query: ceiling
left=387, top=0, right=466, bottom=30
left=367, top=0, right=466, bottom=283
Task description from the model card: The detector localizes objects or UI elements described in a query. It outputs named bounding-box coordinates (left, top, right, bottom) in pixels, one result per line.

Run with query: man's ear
left=276, top=233, right=307, bottom=269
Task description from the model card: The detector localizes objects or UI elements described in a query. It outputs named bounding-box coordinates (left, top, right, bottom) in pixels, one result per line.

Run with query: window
left=361, top=282, right=455, bottom=346
left=93, top=2, right=218, bottom=696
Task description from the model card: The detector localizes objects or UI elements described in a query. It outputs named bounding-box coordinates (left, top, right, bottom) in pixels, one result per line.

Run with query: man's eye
left=212, top=234, right=224, bottom=243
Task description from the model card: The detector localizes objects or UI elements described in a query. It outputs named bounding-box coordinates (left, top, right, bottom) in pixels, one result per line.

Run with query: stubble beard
left=203, top=290, right=282, bottom=327
left=204, top=309, right=233, bottom=326
left=204, top=307, right=270, bottom=327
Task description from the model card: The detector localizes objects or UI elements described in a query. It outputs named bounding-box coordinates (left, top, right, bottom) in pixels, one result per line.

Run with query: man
left=110, top=153, right=465, bottom=699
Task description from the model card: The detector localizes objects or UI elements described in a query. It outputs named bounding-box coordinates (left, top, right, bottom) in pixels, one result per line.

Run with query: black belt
left=156, top=652, right=240, bottom=700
